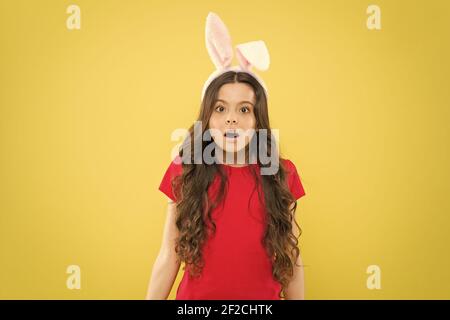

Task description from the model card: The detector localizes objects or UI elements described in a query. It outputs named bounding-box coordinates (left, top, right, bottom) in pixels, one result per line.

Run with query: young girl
left=146, top=12, right=306, bottom=300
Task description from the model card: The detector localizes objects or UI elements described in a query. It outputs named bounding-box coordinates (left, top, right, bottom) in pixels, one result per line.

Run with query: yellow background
left=1, top=0, right=449, bottom=299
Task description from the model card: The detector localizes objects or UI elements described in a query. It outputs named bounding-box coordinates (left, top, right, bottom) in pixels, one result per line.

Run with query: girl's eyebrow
left=216, top=99, right=254, bottom=106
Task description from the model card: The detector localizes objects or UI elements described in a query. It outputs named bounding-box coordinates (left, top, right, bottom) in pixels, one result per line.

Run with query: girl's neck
left=221, top=162, right=248, bottom=168
left=215, top=152, right=250, bottom=167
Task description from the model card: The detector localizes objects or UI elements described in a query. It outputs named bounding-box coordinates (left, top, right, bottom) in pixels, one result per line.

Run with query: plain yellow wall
left=1, top=0, right=449, bottom=299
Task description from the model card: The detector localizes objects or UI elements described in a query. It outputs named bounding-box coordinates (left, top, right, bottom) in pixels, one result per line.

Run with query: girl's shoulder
left=159, top=155, right=184, bottom=202
left=280, top=157, right=306, bottom=200
left=280, top=157, right=298, bottom=174
left=165, top=155, right=184, bottom=176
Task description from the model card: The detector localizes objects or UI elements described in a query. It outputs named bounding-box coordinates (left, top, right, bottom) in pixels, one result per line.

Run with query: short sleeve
left=283, top=159, right=306, bottom=201
left=158, top=155, right=183, bottom=202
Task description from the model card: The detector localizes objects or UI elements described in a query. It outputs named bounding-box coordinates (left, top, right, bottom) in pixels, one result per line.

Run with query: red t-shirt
left=158, top=156, right=306, bottom=300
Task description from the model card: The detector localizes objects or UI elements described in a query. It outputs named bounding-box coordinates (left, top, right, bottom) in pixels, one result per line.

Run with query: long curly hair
left=171, top=71, right=302, bottom=299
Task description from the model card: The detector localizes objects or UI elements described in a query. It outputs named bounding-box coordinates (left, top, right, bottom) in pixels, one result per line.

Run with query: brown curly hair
left=171, top=71, right=302, bottom=299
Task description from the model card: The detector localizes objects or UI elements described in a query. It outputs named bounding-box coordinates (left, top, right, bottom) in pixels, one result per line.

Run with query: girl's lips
left=224, top=130, right=240, bottom=138
left=221, top=130, right=244, bottom=144
left=224, top=133, right=239, bottom=143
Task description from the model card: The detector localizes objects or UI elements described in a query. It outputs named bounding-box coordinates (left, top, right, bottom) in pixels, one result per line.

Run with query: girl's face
left=208, top=82, right=257, bottom=156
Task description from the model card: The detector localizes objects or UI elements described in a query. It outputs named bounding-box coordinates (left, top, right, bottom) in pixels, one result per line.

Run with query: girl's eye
left=240, top=106, right=250, bottom=113
left=215, top=105, right=225, bottom=112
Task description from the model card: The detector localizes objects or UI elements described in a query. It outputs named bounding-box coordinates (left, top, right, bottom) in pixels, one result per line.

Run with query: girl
left=146, top=12, right=306, bottom=300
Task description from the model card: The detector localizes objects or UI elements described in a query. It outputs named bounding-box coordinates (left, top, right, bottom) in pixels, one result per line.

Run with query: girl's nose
left=226, top=119, right=237, bottom=124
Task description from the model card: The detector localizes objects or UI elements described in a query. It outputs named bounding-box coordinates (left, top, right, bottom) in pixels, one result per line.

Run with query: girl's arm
left=145, top=199, right=181, bottom=300
left=284, top=202, right=305, bottom=300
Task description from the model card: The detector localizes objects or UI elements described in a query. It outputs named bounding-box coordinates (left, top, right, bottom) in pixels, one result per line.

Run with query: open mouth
left=224, top=130, right=240, bottom=139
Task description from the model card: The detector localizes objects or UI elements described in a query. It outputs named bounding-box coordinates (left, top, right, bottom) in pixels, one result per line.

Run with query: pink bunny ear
left=205, top=12, right=233, bottom=70
left=235, top=40, right=270, bottom=71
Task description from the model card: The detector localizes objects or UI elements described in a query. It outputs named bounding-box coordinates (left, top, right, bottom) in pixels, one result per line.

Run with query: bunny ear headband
left=201, top=12, right=271, bottom=101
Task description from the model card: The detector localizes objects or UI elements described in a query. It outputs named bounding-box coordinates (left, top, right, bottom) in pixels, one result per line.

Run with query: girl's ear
left=205, top=12, right=233, bottom=70
left=235, top=40, right=270, bottom=72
